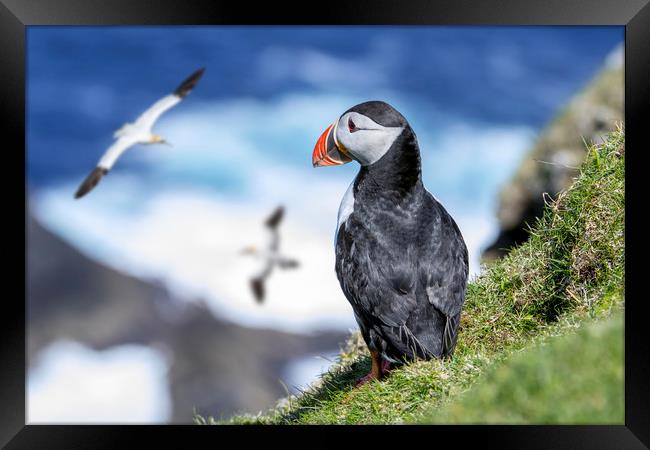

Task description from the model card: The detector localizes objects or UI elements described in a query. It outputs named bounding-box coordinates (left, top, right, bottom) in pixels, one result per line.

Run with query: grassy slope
left=197, top=127, right=625, bottom=425
left=423, top=311, right=623, bottom=424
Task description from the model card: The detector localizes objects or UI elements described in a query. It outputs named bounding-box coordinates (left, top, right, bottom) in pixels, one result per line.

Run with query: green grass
left=423, top=311, right=623, bottom=424
left=196, top=126, right=625, bottom=425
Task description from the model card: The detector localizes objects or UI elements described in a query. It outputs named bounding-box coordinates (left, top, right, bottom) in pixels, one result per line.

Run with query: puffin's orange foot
left=355, top=372, right=378, bottom=387
left=355, top=351, right=393, bottom=387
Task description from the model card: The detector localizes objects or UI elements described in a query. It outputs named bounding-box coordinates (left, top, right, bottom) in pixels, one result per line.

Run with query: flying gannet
left=74, top=67, right=206, bottom=199
left=240, top=206, right=300, bottom=304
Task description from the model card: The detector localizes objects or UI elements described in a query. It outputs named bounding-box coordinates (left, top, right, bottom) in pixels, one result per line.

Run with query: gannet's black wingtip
left=174, top=67, right=206, bottom=98
left=250, top=278, right=265, bottom=304
left=74, top=167, right=108, bottom=199
left=264, top=205, right=285, bottom=229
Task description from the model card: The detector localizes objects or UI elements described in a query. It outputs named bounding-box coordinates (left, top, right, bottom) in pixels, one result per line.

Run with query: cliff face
left=27, top=214, right=345, bottom=422
left=482, top=47, right=623, bottom=261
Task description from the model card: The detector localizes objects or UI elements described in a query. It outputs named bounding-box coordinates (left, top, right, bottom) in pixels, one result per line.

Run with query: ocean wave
left=28, top=340, right=171, bottom=423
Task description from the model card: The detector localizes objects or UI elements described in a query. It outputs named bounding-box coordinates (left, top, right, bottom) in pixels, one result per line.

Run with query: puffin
left=240, top=206, right=300, bottom=304
left=312, top=101, right=468, bottom=386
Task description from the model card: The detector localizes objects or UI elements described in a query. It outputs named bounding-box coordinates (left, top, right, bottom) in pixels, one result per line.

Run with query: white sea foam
left=28, top=341, right=171, bottom=423
left=282, top=351, right=340, bottom=394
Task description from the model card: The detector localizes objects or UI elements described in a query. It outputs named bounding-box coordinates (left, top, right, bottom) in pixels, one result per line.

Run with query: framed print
left=2, top=0, right=648, bottom=447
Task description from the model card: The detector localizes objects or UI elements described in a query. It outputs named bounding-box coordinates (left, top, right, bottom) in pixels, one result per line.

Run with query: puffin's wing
left=336, top=225, right=416, bottom=326
left=336, top=194, right=468, bottom=358
left=133, top=67, right=205, bottom=131
left=75, top=135, right=137, bottom=199
left=418, top=199, right=469, bottom=355
left=425, top=202, right=469, bottom=316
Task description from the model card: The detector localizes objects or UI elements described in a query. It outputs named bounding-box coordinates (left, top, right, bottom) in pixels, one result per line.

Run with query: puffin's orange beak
left=312, top=122, right=353, bottom=167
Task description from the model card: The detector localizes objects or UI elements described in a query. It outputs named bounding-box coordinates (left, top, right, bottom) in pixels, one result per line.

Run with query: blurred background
left=26, top=26, right=623, bottom=423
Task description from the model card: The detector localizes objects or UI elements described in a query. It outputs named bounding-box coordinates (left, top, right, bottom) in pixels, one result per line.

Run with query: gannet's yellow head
left=150, top=134, right=172, bottom=146
left=240, top=245, right=257, bottom=255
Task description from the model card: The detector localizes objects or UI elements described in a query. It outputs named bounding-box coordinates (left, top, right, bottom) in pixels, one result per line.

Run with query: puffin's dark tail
left=442, top=313, right=461, bottom=357
left=383, top=306, right=447, bottom=362
left=75, top=167, right=108, bottom=199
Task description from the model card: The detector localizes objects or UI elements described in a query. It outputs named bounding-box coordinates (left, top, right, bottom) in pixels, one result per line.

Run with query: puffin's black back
left=334, top=111, right=468, bottom=361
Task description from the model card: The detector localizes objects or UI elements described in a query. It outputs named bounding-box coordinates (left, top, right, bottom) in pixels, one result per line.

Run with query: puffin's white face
left=334, top=112, right=405, bottom=166
left=312, top=111, right=405, bottom=167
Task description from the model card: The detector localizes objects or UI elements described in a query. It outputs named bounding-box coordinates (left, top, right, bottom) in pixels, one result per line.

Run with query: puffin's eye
left=348, top=118, right=358, bottom=133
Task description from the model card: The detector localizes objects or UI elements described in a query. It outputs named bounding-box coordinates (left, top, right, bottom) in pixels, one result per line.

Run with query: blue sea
left=28, top=27, right=622, bottom=184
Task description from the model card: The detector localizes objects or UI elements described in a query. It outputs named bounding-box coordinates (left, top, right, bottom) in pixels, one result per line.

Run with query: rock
left=482, top=45, right=623, bottom=261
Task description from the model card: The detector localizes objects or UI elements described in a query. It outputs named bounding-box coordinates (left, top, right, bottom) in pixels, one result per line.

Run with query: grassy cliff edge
left=198, top=126, right=625, bottom=425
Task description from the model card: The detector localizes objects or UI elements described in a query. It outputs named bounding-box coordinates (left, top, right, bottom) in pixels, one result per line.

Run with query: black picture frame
left=2, top=0, right=648, bottom=447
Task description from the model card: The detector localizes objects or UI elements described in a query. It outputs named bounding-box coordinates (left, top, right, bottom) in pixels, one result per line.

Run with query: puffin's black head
left=312, top=101, right=410, bottom=167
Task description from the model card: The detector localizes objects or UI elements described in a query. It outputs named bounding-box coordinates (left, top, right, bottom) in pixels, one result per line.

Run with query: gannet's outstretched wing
left=74, top=135, right=138, bottom=199
left=265, top=205, right=284, bottom=229
left=264, top=205, right=284, bottom=252
left=276, top=257, right=300, bottom=269
left=133, top=67, right=205, bottom=131
left=250, top=260, right=273, bottom=304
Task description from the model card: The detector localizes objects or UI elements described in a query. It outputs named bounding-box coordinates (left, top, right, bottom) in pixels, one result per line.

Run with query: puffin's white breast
left=335, top=179, right=355, bottom=246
